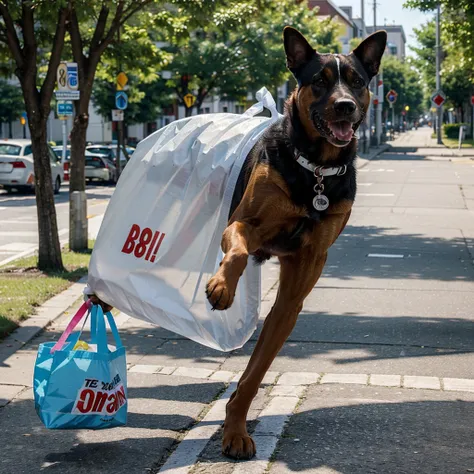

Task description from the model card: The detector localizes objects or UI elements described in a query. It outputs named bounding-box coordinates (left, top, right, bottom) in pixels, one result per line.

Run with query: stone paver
left=277, top=372, right=320, bottom=386
left=369, top=374, right=402, bottom=387
left=320, top=373, right=368, bottom=385
left=129, top=364, right=161, bottom=374
left=209, top=370, right=235, bottom=382
left=0, top=384, right=25, bottom=407
left=443, top=377, right=474, bottom=393
left=174, top=367, right=214, bottom=379
left=403, top=375, right=441, bottom=390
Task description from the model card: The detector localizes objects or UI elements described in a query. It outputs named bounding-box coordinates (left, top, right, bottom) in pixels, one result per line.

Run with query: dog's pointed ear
left=284, top=27, right=315, bottom=71
left=352, top=31, right=387, bottom=79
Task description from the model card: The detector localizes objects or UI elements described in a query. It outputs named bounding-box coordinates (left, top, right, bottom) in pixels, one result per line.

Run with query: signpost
left=183, top=93, right=196, bottom=109
left=115, top=73, right=128, bottom=177
left=112, top=109, right=124, bottom=122
left=115, top=91, right=128, bottom=110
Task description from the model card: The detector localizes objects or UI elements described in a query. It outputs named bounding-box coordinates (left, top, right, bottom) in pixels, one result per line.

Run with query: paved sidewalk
left=1, top=135, right=474, bottom=473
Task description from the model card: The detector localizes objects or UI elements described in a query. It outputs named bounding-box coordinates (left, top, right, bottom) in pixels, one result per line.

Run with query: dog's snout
left=334, top=99, right=356, bottom=115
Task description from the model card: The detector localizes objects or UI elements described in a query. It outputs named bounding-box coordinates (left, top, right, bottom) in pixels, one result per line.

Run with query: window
left=48, top=147, right=59, bottom=164
left=223, top=106, right=228, bottom=113
left=24, top=145, right=32, bottom=156
left=86, top=157, right=105, bottom=168
left=0, top=144, right=21, bottom=155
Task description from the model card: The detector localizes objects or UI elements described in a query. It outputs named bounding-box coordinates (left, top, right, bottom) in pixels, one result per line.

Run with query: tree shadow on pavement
left=270, top=390, right=474, bottom=474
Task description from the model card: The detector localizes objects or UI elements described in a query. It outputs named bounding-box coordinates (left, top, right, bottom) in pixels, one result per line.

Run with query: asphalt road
left=0, top=184, right=113, bottom=265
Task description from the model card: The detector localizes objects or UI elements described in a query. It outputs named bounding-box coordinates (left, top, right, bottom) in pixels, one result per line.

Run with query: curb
left=0, top=276, right=87, bottom=358
left=357, top=143, right=390, bottom=169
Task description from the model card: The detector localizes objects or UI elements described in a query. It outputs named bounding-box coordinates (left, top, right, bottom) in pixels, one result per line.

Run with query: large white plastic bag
left=88, top=88, right=280, bottom=351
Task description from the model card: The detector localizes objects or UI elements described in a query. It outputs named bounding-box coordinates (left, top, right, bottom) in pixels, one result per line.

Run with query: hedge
left=443, top=123, right=472, bottom=139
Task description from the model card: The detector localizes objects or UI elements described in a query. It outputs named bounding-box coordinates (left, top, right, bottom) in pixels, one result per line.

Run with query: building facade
left=367, top=25, right=406, bottom=60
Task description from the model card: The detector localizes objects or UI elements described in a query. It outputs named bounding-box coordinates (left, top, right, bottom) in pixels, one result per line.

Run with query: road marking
left=0, top=220, right=37, bottom=224
left=0, top=231, right=37, bottom=237
left=368, top=253, right=404, bottom=258
left=159, top=384, right=235, bottom=473
left=358, top=193, right=395, bottom=197
left=0, top=243, right=36, bottom=252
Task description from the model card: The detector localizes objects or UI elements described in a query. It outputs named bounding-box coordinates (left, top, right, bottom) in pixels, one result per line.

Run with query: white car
left=85, top=154, right=117, bottom=184
left=0, top=139, right=63, bottom=194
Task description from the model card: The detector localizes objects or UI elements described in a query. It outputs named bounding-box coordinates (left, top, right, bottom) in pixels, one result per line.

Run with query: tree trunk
left=8, top=120, right=12, bottom=138
left=69, top=62, right=94, bottom=251
left=28, top=115, right=64, bottom=271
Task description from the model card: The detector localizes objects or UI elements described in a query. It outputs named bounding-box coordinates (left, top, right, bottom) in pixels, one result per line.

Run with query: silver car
left=0, top=139, right=63, bottom=194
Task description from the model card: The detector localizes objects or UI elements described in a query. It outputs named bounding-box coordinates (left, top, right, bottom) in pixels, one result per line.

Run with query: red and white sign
left=431, top=90, right=446, bottom=108
left=386, top=89, right=398, bottom=104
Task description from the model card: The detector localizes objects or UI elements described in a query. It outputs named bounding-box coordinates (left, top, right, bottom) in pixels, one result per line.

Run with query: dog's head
left=284, top=27, right=387, bottom=147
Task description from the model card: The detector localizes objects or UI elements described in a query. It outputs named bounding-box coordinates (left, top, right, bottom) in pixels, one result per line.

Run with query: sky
left=333, top=0, right=435, bottom=55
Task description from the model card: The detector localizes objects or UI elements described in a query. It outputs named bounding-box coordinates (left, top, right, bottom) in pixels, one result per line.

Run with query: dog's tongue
left=328, top=121, right=353, bottom=142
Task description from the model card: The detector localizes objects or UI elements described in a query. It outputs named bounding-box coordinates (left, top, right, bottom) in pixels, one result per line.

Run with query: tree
left=411, top=19, right=473, bottom=122
left=382, top=55, right=424, bottom=120
left=164, top=0, right=341, bottom=115
left=0, top=1, right=70, bottom=270
left=0, top=79, right=23, bottom=137
left=66, top=0, right=162, bottom=250
left=92, top=77, right=174, bottom=128
left=405, top=0, right=474, bottom=76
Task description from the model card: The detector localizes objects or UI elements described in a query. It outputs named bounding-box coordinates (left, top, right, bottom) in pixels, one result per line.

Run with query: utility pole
left=116, top=26, right=122, bottom=177
left=373, top=0, right=381, bottom=146
left=361, top=0, right=364, bottom=23
left=435, top=1, right=443, bottom=144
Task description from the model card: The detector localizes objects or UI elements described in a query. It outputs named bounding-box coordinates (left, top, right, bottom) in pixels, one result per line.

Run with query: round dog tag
left=313, top=194, right=329, bottom=211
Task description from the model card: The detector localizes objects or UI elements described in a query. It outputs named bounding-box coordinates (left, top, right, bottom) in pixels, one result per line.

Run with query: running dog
left=205, top=27, right=387, bottom=459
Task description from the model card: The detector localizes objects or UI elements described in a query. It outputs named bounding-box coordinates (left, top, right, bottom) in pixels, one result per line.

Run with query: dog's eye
left=313, top=77, right=326, bottom=88
left=353, top=77, right=365, bottom=88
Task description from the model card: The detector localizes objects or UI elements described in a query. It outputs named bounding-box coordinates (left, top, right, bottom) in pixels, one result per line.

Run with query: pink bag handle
left=50, top=300, right=92, bottom=354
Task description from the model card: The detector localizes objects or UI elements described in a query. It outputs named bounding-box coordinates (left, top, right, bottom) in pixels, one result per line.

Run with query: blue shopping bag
left=33, top=302, right=127, bottom=429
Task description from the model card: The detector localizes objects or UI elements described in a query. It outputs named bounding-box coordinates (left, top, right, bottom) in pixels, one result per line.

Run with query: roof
left=309, top=0, right=356, bottom=28
left=367, top=25, right=407, bottom=43
left=0, top=139, right=31, bottom=146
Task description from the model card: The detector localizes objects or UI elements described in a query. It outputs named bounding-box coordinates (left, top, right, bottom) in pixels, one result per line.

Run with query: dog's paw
left=222, top=431, right=256, bottom=460
left=206, top=274, right=235, bottom=310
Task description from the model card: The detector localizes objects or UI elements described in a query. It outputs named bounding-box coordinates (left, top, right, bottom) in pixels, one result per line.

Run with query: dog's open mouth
left=327, top=121, right=354, bottom=143
left=313, top=114, right=356, bottom=146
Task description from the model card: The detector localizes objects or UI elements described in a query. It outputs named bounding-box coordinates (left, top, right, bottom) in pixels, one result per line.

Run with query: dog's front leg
left=206, top=221, right=259, bottom=310
left=222, top=248, right=328, bottom=459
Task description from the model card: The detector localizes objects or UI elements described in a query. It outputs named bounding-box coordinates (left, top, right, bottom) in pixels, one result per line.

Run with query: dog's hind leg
left=222, top=248, right=328, bottom=459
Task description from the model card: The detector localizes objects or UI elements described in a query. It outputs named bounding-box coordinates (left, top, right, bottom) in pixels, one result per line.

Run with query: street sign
left=67, top=63, right=78, bottom=90
left=55, top=90, right=80, bottom=100
left=386, top=89, right=398, bottom=104
left=57, top=100, right=73, bottom=117
left=183, top=93, right=196, bottom=108
left=471, top=95, right=474, bottom=106
left=57, top=62, right=68, bottom=90
left=115, top=91, right=128, bottom=110
left=117, top=72, right=128, bottom=91
left=112, top=109, right=124, bottom=122
left=373, top=97, right=379, bottom=106
left=431, top=90, right=446, bottom=108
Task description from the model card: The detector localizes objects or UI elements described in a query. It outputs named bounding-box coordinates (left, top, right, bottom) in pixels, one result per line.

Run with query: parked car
left=85, top=144, right=134, bottom=169
left=85, top=154, right=117, bottom=184
left=0, top=139, right=63, bottom=194
left=52, top=145, right=71, bottom=181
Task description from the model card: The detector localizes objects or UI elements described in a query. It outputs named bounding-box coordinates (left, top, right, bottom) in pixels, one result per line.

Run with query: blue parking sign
left=115, top=91, right=128, bottom=110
